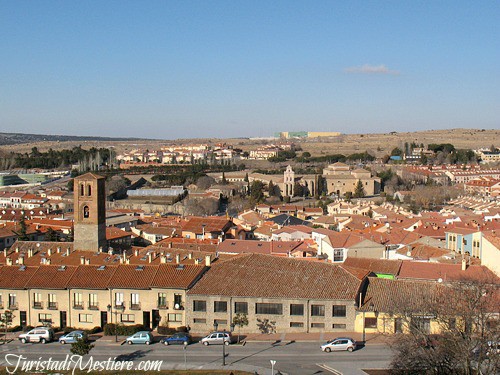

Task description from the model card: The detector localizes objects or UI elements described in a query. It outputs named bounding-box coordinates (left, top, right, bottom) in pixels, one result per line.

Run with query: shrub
left=87, top=326, right=102, bottom=334
left=103, top=323, right=147, bottom=336
left=176, top=326, right=188, bottom=333
left=157, top=325, right=176, bottom=335
left=7, top=325, right=22, bottom=332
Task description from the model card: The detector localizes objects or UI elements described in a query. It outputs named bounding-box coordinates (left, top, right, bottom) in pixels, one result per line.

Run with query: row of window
left=37, top=312, right=184, bottom=325
left=9, top=292, right=183, bottom=310
left=193, top=301, right=347, bottom=317
left=190, top=318, right=348, bottom=330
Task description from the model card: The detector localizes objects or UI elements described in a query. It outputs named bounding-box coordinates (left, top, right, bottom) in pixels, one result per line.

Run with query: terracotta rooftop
left=343, top=257, right=402, bottom=276
left=67, top=265, right=118, bottom=289
left=0, top=265, right=38, bottom=289
left=24, top=265, right=78, bottom=289
left=150, top=264, right=207, bottom=289
left=188, top=253, right=364, bottom=300
left=217, top=240, right=303, bottom=255
left=398, top=261, right=499, bottom=282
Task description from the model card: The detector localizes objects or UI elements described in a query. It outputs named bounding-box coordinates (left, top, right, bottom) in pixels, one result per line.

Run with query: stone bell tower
left=73, top=173, right=107, bottom=252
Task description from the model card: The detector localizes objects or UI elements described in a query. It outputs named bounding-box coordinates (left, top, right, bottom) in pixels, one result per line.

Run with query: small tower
left=73, top=173, right=107, bottom=252
left=283, top=165, right=295, bottom=197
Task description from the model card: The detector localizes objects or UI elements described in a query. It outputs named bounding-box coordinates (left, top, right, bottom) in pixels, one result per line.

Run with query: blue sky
left=1, top=1, right=499, bottom=139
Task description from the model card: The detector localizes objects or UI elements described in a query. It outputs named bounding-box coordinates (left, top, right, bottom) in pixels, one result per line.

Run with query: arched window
left=80, top=184, right=84, bottom=196
left=83, top=206, right=90, bottom=219
left=87, top=184, right=92, bottom=196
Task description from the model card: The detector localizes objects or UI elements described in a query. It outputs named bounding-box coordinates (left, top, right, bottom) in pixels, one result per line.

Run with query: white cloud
left=344, top=64, right=400, bottom=75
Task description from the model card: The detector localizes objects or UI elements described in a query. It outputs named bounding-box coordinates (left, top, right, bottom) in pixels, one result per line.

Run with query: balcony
left=8, top=303, right=18, bottom=310
left=130, top=302, right=141, bottom=311
left=33, top=302, right=43, bottom=309
left=73, top=303, right=84, bottom=310
left=48, top=302, right=58, bottom=310
left=88, top=303, right=99, bottom=311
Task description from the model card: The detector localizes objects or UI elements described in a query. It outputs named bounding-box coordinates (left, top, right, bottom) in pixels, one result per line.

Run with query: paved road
left=0, top=339, right=393, bottom=374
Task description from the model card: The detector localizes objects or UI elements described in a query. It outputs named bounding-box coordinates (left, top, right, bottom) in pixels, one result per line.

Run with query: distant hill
left=0, top=132, right=154, bottom=146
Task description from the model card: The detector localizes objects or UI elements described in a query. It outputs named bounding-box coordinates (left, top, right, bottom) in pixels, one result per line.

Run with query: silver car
left=200, top=332, right=233, bottom=346
left=321, top=337, right=357, bottom=352
left=19, top=327, right=55, bottom=344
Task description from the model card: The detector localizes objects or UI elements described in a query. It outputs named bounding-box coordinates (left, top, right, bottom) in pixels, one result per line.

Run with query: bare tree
left=388, top=276, right=499, bottom=374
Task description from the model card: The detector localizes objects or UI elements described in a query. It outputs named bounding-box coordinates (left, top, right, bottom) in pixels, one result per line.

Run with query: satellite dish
left=438, top=278, right=443, bottom=283
left=174, top=303, right=180, bottom=309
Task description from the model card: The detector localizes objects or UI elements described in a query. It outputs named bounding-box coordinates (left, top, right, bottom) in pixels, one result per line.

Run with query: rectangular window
left=157, top=293, right=167, bottom=308
left=33, top=293, right=42, bottom=309
left=214, top=319, right=227, bottom=325
left=311, top=304, right=325, bottom=317
left=333, top=323, right=346, bottom=329
left=333, top=305, right=346, bottom=317
left=130, top=293, right=140, bottom=309
left=214, top=301, right=227, bottom=313
left=173, top=294, right=183, bottom=309
left=311, top=322, right=325, bottom=328
left=8, top=294, right=16, bottom=309
left=255, top=303, right=283, bottom=315
left=290, top=322, right=304, bottom=328
left=89, top=293, right=98, bottom=309
left=193, top=318, right=206, bottom=324
left=48, top=293, right=57, bottom=309
left=79, top=314, right=93, bottom=323
left=234, top=302, right=248, bottom=314
left=168, top=313, right=182, bottom=322
left=74, top=292, right=83, bottom=309
left=333, top=249, right=344, bottom=262
left=39, top=313, right=52, bottom=324
left=290, top=304, right=304, bottom=316
left=365, top=317, right=378, bottom=329
left=193, top=300, right=207, bottom=312
left=115, top=292, right=124, bottom=307
left=121, top=314, right=135, bottom=323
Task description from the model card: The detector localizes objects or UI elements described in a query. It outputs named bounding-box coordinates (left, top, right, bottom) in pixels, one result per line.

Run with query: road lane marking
left=317, top=363, right=343, bottom=374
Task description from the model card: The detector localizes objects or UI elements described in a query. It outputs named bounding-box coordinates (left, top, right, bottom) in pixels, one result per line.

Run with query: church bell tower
left=73, top=173, right=107, bottom=252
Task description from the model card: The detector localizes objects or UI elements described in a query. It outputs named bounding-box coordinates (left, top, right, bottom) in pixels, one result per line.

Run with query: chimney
left=194, top=258, right=200, bottom=265
left=134, top=249, right=139, bottom=257
left=3, top=249, right=7, bottom=258
left=66, top=247, right=70, bottom=256
left=108, top=248, right=113, bottom=255
left=125, top=257, right=130, bottom=265
left=56, top=246, right=61, bottom=254
left=47, top=248, right=52, bottom=256
left=80, top=256, right=85, bottom=265
left=6, top=257, right=12, bottom=266
left=15, top=247, right=19, bottom=253
left=28, top=248, right=33, bottom=258
left=188, top=252, right=193, bottom=259
left=461, top=258, right=468, bottom=271
left=85, top=258, right=90, bottom=265
left=160, top=255, right=167, bottom=263
left=98, top=246, right=103, bottom=254
left=205, top=255, right=211, bottom=267
left=46, top=259, right=51, bottom=265
left=175, top=254, right=181, bottom=264
left=19, top=256, right=24, bottom=265
left=148, top=252, right=153, bottom=263
left=168, top=242, right=172, bottom=249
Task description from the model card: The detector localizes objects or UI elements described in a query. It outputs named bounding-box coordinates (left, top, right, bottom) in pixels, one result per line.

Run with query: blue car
left=161, top=332, right=191, bottom=346
left=59, top=330, right=87, bottom=344
left=126, top=331, right=153, bottom=345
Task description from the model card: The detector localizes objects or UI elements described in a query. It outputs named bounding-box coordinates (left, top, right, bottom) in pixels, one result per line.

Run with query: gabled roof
left=150, top=264, right=207, bottom=289
left=25, top=265, right=78, bottom=289
left=67, top=265, right=118, bottom=289
left=343, top=257, right=402, bottom=276
left=74, top=172, right=105, bottom=180
left=188, top=253, right=364, bottom=300
left=107, top=265, right=158, bottom=289
left=0, top=265, right=38, bottom=289
left=398, top=261, right=498, bottom=282
left=217, top=240, right=303, bottom=255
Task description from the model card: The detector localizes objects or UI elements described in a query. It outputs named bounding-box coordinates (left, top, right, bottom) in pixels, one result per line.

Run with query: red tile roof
left=398, top=261, right=499, bottom=282
left=343, top=257, right=402, bottom=275
left=188, top=253, right=364, bottom=300
left=151, top=264, right=207, bottom=289
left=107, top=265, right=158, bottom=289
left=24, top=265, right=77, bottom=289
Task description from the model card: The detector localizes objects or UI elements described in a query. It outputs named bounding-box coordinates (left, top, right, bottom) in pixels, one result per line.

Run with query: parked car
left=126, top=331, right=153, bottom=345
left=59, top=330, right=87, bottom=344
left=321, top=337, right=357, bottom=352
left=18, top=327, right=55, bottom=344
left=200, top=332, right=233, bottom=346
left=161, top=332, right=191, bottom=346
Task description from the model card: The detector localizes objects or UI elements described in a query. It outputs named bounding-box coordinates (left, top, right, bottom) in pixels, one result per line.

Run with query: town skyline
left=1, top=1, right=499, bottom=139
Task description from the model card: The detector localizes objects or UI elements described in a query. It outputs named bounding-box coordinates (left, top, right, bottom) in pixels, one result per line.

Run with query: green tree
left=232, top=313, right=249, bottom=343
left=16, top=217, right=29, bottom=241
left=391, top=147, right=403, bottom=157
left=353, top=180, right=365, bottom=198
left=249, top=180, right=265, bottom=205
left=0, top=310, right=14, bottom=344
left=45, top=227, right=58, bottom=242
left=70, top=337, right=94, bottom=356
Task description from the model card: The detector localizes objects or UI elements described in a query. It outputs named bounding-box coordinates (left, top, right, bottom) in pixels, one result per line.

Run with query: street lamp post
left=270, top=359, right=276, bottom=375
left=107, top=302, right=124, bottom=342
